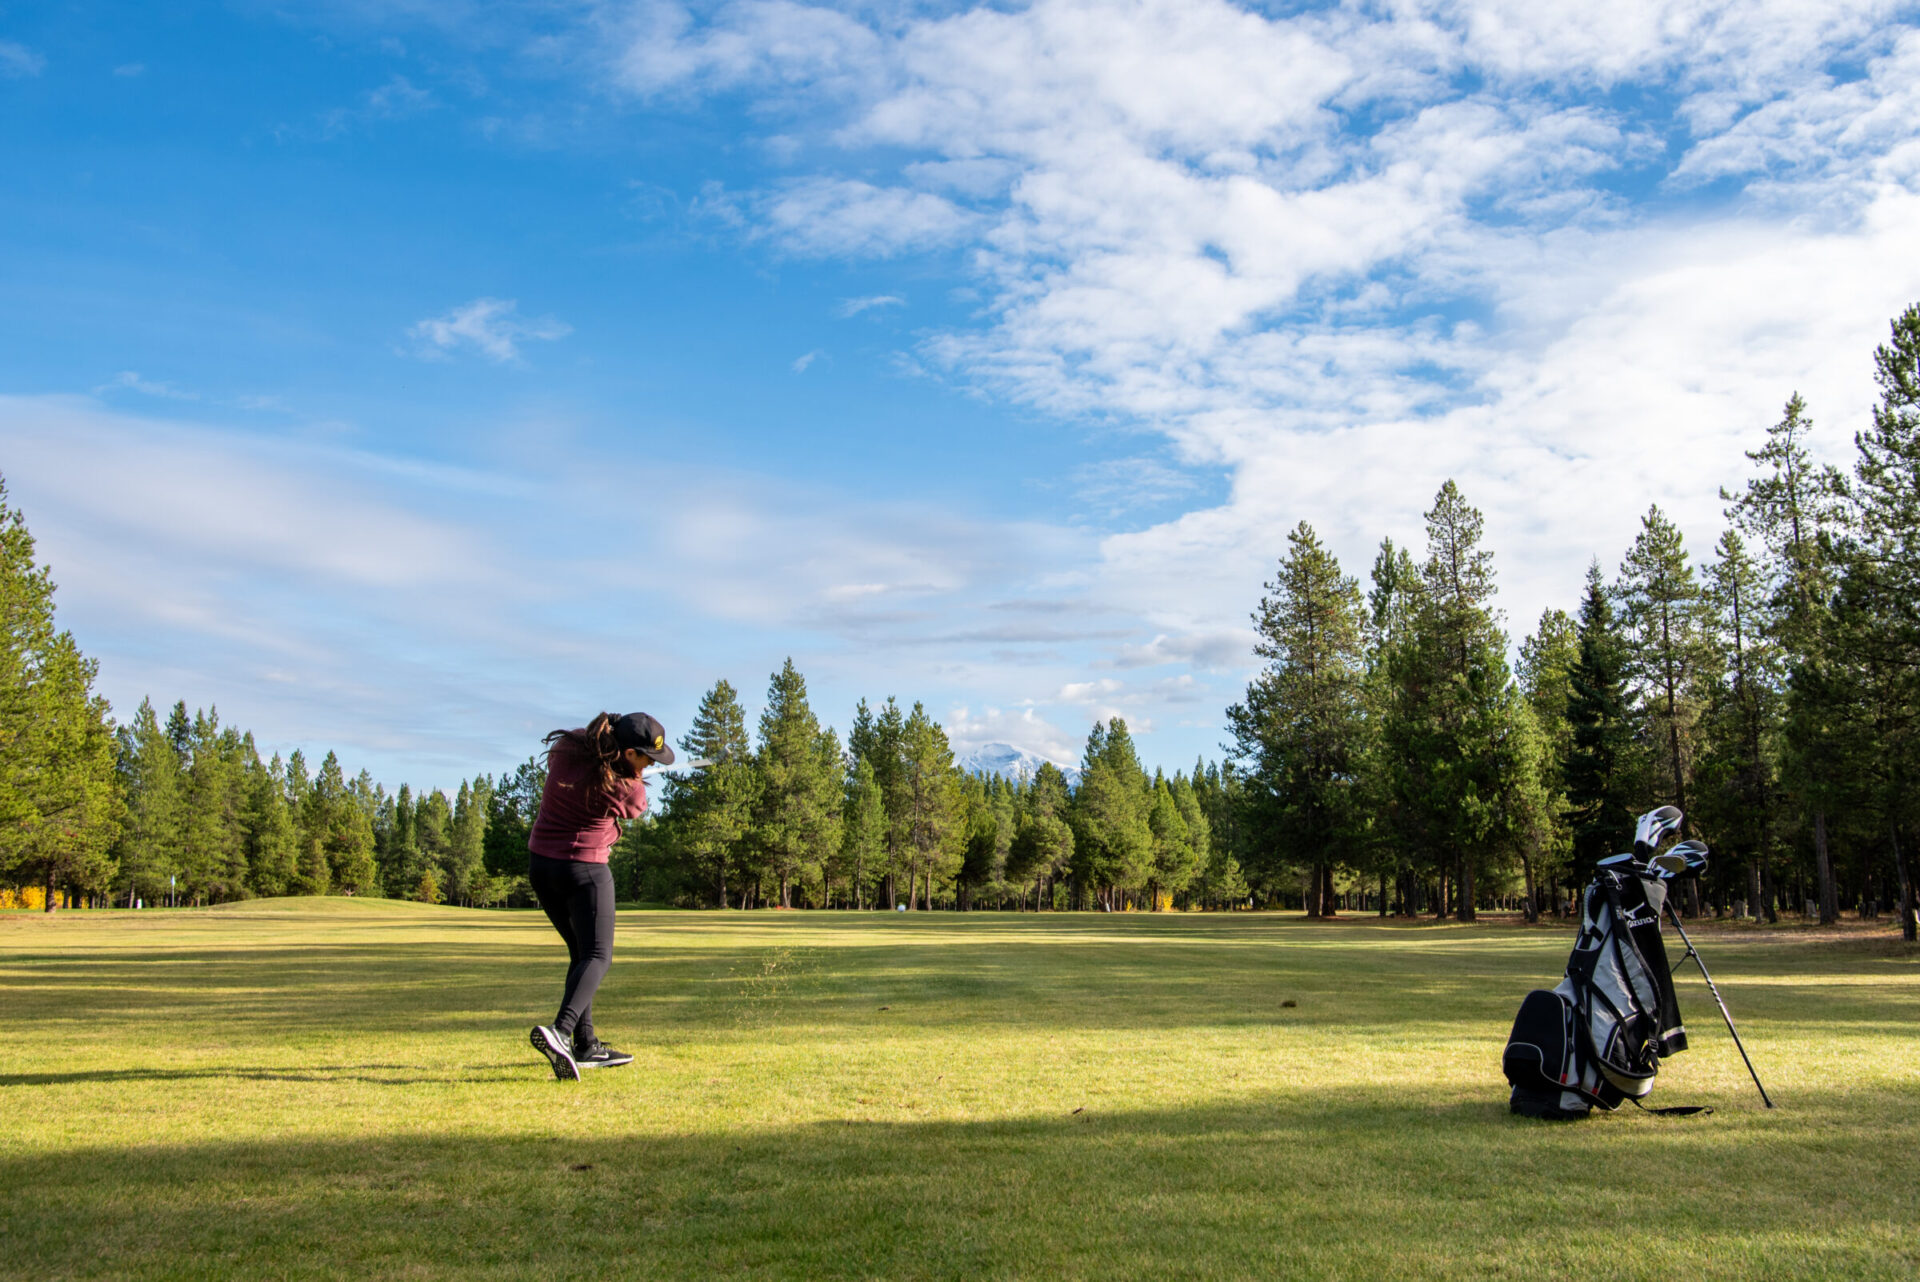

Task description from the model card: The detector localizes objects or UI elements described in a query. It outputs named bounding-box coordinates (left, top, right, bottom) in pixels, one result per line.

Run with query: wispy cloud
left=0, top=40, right=45, bottom=77
left=318, top=74, right=434, bottom=139
left=791, top=348, right=825, bottom=372
left=408, top=297, right=571, bottom=364
left=95, top=371, right=199, bottom=401
left=0, top=393, right=1108, bottom=782
left=837, top=294, right=905, bottom=317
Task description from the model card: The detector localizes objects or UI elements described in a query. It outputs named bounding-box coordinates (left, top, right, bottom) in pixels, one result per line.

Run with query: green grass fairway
left=3, top=904, right=1916, bottom=1280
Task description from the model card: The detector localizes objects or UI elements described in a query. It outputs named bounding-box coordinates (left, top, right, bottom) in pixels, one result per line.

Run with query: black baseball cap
left=611, top=712, right=675, bottom=764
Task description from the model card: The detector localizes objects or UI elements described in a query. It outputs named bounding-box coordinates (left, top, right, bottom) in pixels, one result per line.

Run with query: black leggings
left=529, top=855, right=615, bottom=1043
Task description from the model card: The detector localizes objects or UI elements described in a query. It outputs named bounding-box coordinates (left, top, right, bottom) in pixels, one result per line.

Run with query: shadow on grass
left=0, top=1063, right=529, bottom=1087
left=3, top=930, right=1907, bottom=1042
left=3, top=1087, right=1916, bottom=1280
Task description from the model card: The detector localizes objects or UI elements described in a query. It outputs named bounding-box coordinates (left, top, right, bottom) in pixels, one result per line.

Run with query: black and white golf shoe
left=531, top=1025, right=580, bottom=1081
left=574, top=1039, right=634, bottom=1070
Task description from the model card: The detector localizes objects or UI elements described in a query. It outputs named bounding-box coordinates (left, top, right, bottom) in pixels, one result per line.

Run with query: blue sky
left=4, top=1, right=1920, bottom=789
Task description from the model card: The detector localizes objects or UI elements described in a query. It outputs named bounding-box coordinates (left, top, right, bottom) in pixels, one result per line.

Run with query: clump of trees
left=78, top=693, right=540, bottom=909
left=1225, top=303, right=1920, bottom=939
left=620, top=663, right=1248, bottom=911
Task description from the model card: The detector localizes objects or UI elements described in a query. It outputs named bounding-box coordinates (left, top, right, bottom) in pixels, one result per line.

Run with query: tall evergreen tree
left=1227, top=521, right=1367, bottom=917
left=111, top=699, right=180, bottom=905
left=896, top=702, right=962, bottom=909
left=1696, top=529, right=1784, bottom=921
left=0, top=477, right=121, bottom=908
left=1617, top=506, right=1709, bottom=841
left=1380, top=481, right=1538, bottom=921
left=750, top=659, right=842, bottom=908
left=1564, top=562, right=1639, bottom=872
left=447, top=777, right=491, bottom=906
left=1840, top=302, right=1920, bottom=938
left=1724, top=391, right=1847, bottom=922
left=1517, top=608, right=1579, bottom=918
left=665, top=679, right=757, bottom=907
left=244, top=750, right=299, bottom=898
left=1071, top=719, right=1152, bottom=909
left=1006, top=761, right=1073, bottom=911
left=838, top=755, right=886, bottom=909
left=484, top=757, right=545, bottom=879
left=1146, top=773, right=1199, bottom=907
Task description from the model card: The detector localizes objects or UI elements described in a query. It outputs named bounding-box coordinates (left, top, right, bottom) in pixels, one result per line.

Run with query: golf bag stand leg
left=1662, top=901, right=1776, bottom=1109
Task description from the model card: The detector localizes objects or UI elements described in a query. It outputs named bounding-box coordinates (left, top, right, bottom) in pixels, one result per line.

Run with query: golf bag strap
left=1629, top=1096, right=1713, bottom=1117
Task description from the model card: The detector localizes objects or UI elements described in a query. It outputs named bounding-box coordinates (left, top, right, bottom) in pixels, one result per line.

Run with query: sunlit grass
left=1, top=903, right=1915, bottom=1279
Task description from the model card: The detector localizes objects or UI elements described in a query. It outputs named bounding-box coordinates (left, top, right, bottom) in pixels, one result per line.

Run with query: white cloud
left=408, top=297, right=572, bottom=363
left=96, top=371, right=199, bottom=401
left=837, top=294, right=905, bottom=317
left=602, top=0, right=1920, bottom=689
left=758, top=178, right=979, bottom=257
left=0, top=40, right=44, bottom=77
left=791, top=348, right=824, bottom=372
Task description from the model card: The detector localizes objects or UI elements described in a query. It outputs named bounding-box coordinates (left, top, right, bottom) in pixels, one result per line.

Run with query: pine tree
left=244, top=750, right=299, bottom=898
left=1694, top=529, right=1784, bottom=921
left=749, top=660, right=842, bottom=908
left=838, top=756, right=886, bottom=909
left=447, top=777, right=490, bottom=906
left=1227, top=521, right=1367, bottom=917
left=957, top=775, right=999, bottom=910
left=1840, top=303, right=1920, bottom=938
left=111, top=699, right=181, bottom=905
left=1147, top=773, right=1198, bottom=908
left=897, top=702, right=962, bottom=909
left=310, top=752, right=376, bottom=894
left=1384, top=480, right=1540, bottom=922
left=1359, top=539, right=1426, bottom=914
left=484, top=757, right=545, bottom=879
left=0, top=477, right=121, bottom=908
left=1617, top=506, right=1708, bottom=834
left=1564, top=563, right=1640, bottom=872
left=1006, top=761, right=1073, bottom=911
left=177, top=708, right=248, bottom=903
left=1724, top=392, right=1847, bottom=923
left=1517, top=608, right=1579, bottom=918
left=1070, top=719, right=1151, bottom=910
left=667, top=679, right=758, bottom=907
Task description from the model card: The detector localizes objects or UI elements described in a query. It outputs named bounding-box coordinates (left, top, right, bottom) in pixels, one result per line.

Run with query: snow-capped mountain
left=955, top=742, right=1080, bottom=786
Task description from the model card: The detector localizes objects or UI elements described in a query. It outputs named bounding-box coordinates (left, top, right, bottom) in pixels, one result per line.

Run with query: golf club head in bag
left=1646, top=840, right=1709, bottom=881
left=1633, top=806, right=1684, bottom=856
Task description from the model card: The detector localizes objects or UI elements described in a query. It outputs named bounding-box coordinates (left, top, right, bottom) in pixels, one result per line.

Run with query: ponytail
left=543, top=712, right=630, bottom=795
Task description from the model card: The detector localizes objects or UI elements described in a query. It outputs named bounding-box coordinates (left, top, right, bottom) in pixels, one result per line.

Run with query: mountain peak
left=954, top=741, right=1080, bottom=785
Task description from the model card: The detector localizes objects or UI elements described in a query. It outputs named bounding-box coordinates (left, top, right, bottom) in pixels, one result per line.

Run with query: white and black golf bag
left=1503, top=808, right=1692, bottom=1119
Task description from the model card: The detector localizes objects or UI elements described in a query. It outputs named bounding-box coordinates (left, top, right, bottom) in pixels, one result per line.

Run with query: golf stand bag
left=1503, top=807, right=1696, bottom=1119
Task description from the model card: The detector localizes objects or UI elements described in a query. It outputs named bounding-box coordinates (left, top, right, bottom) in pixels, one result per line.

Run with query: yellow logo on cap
left=653, top=735, right=664, bottom=750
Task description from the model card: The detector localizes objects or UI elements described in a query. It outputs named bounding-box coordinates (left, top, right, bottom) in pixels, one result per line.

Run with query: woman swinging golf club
left=527, top=711, right=673, bottom=1080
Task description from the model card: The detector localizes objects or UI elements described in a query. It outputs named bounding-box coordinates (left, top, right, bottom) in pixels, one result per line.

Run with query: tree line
left=616, top=662, right=1249, bottom=911
left=4, top=302, right=1918, bottom=936
left=1226, top=302, right=1920, bottom=939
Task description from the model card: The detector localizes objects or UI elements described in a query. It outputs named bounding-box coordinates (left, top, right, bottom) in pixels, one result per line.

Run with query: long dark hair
left=543, top=712, right=632, bottom=795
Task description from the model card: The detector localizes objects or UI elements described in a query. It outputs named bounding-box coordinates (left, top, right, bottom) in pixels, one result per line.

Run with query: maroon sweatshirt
left=527, top=732, right=649, bottom=863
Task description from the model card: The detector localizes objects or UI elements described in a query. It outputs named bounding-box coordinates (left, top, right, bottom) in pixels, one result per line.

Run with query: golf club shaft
left=1663, top=900, right=1775, bottom=1109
